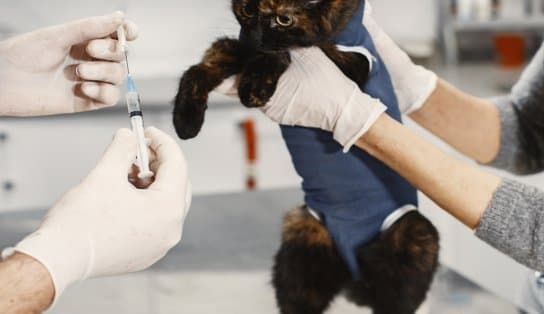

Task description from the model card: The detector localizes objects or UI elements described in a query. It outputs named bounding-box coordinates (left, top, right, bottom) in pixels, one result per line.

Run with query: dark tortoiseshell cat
left=173, top=0, right=371, bottom=138
left=173, top=1, right=440, bottom=313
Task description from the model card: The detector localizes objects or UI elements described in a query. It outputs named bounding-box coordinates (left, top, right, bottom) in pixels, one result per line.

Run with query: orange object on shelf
left=494, top=34, right=525, bottom=68
left=241, top=119, right=257, bottom=163
left=240, top=118, right=258, bottom=190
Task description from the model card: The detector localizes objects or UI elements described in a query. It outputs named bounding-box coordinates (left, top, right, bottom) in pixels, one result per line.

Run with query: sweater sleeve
left=486, top=96, right=526, bottom=173
left=486, top=42, right=544, bottom=175
left=487, top=95, right=544, bottom=175
left=475, top=179, right=544, bottom=271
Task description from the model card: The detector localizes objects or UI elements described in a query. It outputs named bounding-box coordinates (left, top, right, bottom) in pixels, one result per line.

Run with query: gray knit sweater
left=476, top=43, right=544, bottom=272
left=475, top=178, right=544, bottom=271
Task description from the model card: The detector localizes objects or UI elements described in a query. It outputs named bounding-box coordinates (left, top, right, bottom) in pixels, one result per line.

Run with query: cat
left=173, top=0, right=370, bottom=139
left=275, top=206, right=439, bottom=314
left=173, top=1, right=440, bottom=313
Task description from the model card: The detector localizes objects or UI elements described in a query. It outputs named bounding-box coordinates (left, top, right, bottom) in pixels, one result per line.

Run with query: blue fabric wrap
left=279, top=0, right=418, bottom=279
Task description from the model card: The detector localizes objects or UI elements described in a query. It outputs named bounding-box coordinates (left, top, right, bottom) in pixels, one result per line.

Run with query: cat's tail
left=272, top=206, right=350, bottom=314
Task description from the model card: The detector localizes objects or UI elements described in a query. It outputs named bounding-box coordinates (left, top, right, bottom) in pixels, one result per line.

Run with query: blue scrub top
left=279, top=0, right=418, bottom=279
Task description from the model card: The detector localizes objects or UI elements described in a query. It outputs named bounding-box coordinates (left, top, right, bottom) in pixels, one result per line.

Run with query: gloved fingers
left=291, top=47, right=344, bottom=75
left=76, top=62, right=125, bottom=85
left=288, top=46, right=327, bottom=66
left=79, top=82, right=121, bottom=107
left=86, top=38, right=124, bottom=62
left=92, top=129, right=138, bottom=178
left=69, top=43, right=95, bottom=62
left=124, top=20, right=139, bottom=41
left=148, top=144, right=159, bottom=171
left=144, top=127, right=188, bottom=191
left=53, top=11, right=126, bottom=48
left=110, top=20, right=139, bottom=41
left=86, top=21, right=139, bottom=62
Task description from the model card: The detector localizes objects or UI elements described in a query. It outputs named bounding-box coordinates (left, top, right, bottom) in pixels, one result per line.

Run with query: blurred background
left=1, top=0, right=544, bottom=313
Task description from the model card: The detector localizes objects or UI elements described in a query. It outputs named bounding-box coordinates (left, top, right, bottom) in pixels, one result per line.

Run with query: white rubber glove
left=0, top=12, right=138, bottom=116
left=217, top=48, right=386, bottom=152
left=363, top=3, right=437, bottom=114
left=2, top=127, right=191, bottom=307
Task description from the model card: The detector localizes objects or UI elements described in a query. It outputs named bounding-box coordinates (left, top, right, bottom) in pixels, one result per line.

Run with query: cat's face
left=232, top=0, right=359, bottom=51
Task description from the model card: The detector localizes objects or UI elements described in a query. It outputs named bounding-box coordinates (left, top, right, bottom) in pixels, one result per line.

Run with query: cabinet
left=0, top=110, right=163, bottom=211
left=0, top=102, right=300, bottom=212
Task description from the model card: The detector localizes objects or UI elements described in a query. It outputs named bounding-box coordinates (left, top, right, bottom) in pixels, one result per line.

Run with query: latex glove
left=218, top=48, right=386, bottom=152
left=362, top=3, right=437, bottom=114
left=2, top=127, right=191, bottom=307
left=0, top=12, right=138, bottom=116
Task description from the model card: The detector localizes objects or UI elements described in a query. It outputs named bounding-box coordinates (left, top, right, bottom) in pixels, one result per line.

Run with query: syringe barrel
left=125, top=91, right=142, bottom=115
left=130, top=115, right=153, bottom=179
left=126, top=91, right=153, bottom=179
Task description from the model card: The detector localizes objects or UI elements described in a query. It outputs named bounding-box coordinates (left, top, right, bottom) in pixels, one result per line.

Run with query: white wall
left=372, top=0, right=437, bottom=41
left=0, top=0, right=240, bottom=77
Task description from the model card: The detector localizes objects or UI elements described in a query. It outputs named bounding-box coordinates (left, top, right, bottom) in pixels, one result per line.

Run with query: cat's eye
left=275, top=15, right=293, bottom=27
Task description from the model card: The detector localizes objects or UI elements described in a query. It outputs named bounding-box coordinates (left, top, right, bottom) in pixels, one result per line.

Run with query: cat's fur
left=173, top=1, right=440, bottom=313
left=275, top=206, right=439, bottom=314
left=173, top=0, right=370, bottom=139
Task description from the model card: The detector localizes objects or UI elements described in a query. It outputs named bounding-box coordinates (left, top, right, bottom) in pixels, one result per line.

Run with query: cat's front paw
left=173, top=95, right=206, bottom=140
left=173, top=66, right=210, bottom=139
left=238, top=73, right=279, bottom=108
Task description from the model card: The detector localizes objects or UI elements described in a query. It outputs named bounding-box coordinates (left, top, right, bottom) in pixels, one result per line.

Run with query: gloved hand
left=2, top=127, right=191, bottom=307
left=362, top=4, right=437, bottom=114
left=217, top=47, right=386, bottom=152
left=0, top=12, right=138, bottom=116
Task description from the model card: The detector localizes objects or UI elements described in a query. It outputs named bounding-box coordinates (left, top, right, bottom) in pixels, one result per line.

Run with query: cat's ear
left=305, top=0, right=322, bottom=8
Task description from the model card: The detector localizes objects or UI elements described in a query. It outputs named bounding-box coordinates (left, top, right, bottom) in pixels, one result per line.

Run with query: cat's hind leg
left=174, top=38, right=246, bottom=139
left=345, top=211, right=440, bottom=314
left=272, top=206, right=350, bottom=314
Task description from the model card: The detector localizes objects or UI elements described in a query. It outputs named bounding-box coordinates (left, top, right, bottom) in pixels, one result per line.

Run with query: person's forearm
left=358, top=114, right=544, bottom=270
left=0, top=253, right=54, bottom=314
left=409, top=79, right=501, bottom=164
left=358, top=114, right=501, bottom=229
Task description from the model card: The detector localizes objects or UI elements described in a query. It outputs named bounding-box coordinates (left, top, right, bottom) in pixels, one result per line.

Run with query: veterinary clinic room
left=2, top=0, right=544, bottom=313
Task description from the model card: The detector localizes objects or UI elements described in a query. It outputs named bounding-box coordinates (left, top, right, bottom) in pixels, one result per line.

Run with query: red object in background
left=241, top=118, right=258, bottom=190
left=494, top=34, right=525, bottom=68
left=242, top=119, right=257, bottom=163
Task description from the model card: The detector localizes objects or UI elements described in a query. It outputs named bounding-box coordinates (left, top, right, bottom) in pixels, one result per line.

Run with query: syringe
left=117, top=26, right=154, bottom=180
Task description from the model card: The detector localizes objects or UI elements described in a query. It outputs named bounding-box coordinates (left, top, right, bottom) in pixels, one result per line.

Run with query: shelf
left=453, top=17, right=544, bottom=31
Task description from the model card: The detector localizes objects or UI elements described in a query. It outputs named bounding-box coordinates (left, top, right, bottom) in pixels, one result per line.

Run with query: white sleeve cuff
left=402, top=68, right=438, bottom=115
left=334, top=90, right=387, bottom=152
